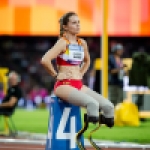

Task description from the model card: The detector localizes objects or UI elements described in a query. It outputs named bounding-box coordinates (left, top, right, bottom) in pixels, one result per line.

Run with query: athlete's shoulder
left=78, top=37, right=86, bottom=44
left=56, top=37, right=67, bottom=46
left=78, top=38, right=87, bottom=47
left=52, top=38, right=67, bottom=51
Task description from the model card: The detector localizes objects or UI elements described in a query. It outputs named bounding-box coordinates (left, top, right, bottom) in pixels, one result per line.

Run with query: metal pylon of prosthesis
left=76, top=113, right=101, bottom=150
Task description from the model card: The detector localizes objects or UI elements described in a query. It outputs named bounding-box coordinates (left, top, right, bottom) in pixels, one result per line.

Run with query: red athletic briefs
left=54, top=79, right=83, bottom=91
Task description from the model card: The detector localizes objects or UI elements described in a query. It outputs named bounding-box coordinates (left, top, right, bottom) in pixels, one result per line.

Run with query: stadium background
left=0, top=0, right=150, bottom=36
left=0, top=0, right=150, bottom=148
left=0, top=0, right=150, bottom=108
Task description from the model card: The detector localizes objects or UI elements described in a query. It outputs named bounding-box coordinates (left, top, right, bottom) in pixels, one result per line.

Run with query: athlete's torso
left=56, top=36, right=84, bottom=80
left=56, top=37, right=84, bottom=66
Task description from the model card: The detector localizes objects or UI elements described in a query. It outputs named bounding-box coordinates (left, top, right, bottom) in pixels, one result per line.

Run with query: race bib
left=68, top=45, right=84, bottom=62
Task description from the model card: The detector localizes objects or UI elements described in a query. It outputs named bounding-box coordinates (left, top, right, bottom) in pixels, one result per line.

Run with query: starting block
left=45, top=94, right=84, bottom=150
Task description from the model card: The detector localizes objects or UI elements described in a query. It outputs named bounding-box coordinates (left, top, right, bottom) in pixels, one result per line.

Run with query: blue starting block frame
left=45, top=94, right=84, bottom=150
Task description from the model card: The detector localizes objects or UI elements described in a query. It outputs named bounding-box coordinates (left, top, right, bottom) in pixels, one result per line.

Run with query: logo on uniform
left=68, top=45, right=83, bottom=51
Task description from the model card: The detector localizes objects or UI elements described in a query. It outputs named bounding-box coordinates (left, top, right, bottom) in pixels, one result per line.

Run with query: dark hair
left=59, top=12, right=77, bottom=37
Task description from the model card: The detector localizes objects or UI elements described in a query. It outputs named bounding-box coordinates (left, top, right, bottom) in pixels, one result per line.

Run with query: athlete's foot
left=99, top=114, right=114, bottom=128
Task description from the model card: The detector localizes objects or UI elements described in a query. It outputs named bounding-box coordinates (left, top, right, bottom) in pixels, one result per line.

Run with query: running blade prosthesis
left=76, top=114, right=101, bottom=150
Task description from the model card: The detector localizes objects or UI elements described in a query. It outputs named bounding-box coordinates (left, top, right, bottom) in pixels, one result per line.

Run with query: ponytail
left=59, top=17, right=64, bottom=37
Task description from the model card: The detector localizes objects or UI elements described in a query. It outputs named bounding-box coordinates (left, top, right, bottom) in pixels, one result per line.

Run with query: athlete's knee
left=86, top=100, right=99, bottom=123
left=102, top=101, right=114, bottom=117
left=88, top=101, right=99, bottom=109
left=100, top=101, right=115, bottom=128
left=86, top=100, right=99, bottom=116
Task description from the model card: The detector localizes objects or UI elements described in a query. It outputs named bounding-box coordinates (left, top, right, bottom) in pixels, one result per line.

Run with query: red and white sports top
left=56, top=37, right=84, bottom=66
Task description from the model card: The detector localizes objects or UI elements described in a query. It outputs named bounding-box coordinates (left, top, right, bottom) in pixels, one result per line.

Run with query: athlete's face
left=64, top=15, right=80, bottom=35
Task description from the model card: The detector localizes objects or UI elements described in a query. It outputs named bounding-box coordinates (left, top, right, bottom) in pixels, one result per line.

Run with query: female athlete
left=41, top=12, right=114, bottom=127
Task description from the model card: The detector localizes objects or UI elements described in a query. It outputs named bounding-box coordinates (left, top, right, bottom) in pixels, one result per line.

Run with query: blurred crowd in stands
left=0, top=36, right=150, bottom=108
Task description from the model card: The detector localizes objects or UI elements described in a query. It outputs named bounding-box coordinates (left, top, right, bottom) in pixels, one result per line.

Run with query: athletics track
left=0, top=138, right=149, bottom=150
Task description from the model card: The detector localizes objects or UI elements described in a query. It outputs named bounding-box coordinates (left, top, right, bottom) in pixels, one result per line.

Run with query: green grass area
left=0, top=109, right=150, bottom=144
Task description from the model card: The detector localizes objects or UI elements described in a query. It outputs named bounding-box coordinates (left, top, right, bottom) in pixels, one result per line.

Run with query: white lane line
left=0, top=146, right=43, bottom=150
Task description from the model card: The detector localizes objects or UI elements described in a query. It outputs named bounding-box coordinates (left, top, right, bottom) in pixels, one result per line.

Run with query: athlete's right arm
left=41, top=38, right=66, bottom=77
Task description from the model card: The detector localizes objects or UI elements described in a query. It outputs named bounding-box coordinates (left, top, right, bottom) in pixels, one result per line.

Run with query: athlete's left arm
left=80, top=39, right=90, bottom=76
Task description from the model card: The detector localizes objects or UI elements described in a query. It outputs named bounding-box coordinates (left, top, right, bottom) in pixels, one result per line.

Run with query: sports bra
left=56, top=36, right=84, bottom=66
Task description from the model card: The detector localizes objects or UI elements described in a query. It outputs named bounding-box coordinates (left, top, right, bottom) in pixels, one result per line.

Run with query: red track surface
left=0, top=143, right=149, bottom=150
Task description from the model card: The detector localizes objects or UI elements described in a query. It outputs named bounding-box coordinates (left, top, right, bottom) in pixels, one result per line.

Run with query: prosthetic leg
left=87, top=112, right=103, bottom=150
left=88, top=112, right=114, bottom=149
left=76, top=114, right=88, bottom=150
left=88, top=126, right=101, bottom=150
left=76, top=113, right=101, bottom=150
left=76, top=111, right=114, bottom=150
